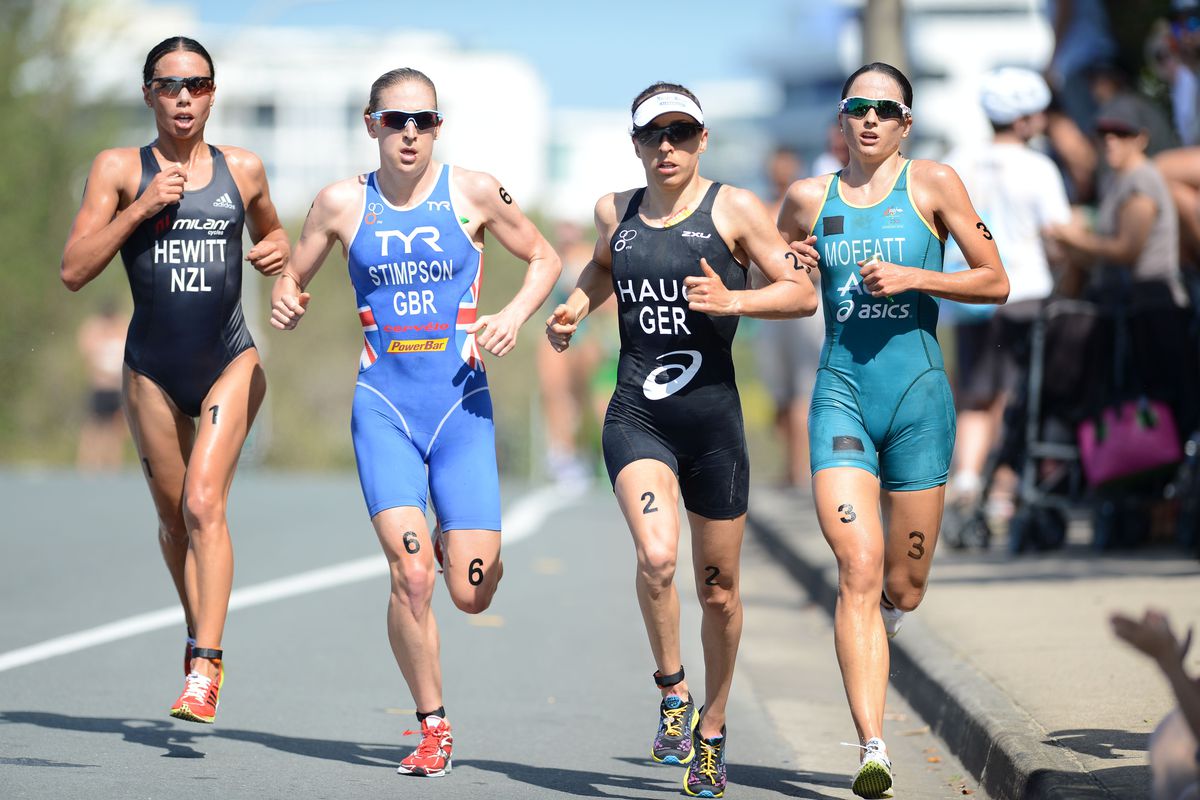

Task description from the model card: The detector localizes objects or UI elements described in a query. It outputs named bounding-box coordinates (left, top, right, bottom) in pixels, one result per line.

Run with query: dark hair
left=366, top=68, right=438, bottom=115
left=142, top=37, right=214, bottom=85
left=841, top=62, right=913, bottom=107
left=630, top=82, right=702, bottom=117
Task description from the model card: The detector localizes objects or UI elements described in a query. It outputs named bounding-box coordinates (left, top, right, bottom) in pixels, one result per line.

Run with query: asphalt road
left=0, top=471, right=985, bottom=799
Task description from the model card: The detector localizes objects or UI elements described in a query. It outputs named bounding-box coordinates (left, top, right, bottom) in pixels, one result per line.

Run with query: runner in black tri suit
left=546, top=82, right=819, bottom=799
left=61, top=37, right=289, bottom=725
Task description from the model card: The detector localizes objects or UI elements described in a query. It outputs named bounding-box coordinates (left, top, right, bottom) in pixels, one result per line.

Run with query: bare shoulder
left=215, top=144, right=265, bottom=178
left=90, top=147, right=142, bottom=181
left=784, top=175, right=833, bottom=210
left=909, top=158, right=964, bottom=192
left=594, top=190, right=632, bottom=228
left=313, top=175, right=366, bottom=213
left=714, top=183, right=769, bottom=217
left=450, top=164, right=504, bottom=203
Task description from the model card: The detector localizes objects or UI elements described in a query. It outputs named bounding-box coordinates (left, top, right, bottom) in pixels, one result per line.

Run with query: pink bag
left=1077, top=399, right=1183, bottom=487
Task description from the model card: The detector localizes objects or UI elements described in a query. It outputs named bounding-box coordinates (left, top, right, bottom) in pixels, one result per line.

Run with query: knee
left=883, top=577, right=927, bottom=612
left=182, top=484, right=225, bottom=534
left=390, top=561, right=437, bottom=611
left=698, top=583, right=740, bottom=620
left=636, top=545, right=677, bottom=591
left=836, top=551, right=883, bottom=599
left=449, top=587, right=495, bottom=615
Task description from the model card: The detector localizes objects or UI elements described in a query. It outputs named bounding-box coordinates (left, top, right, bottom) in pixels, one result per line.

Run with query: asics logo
left=642, top=350, right=703, bottom=400
left=377, top=226, right=444, bottom=256
left=681, top=231, right=710, bottom=239
left=211, top=192, right=236, bottom=209
left=614, top=229, right=637, bottom=252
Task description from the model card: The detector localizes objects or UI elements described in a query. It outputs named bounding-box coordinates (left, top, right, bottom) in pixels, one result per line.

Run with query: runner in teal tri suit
left=807, top=158, right=953, bottom=490
left=778, top=62, right=1008, bottom=799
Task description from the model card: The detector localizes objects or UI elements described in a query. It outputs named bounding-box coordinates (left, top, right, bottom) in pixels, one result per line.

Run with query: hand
left=685, top=258, right=739, bottom=315
left=1111, top=609, right=1193, bottom=669
left=246, top=238, right=287, bottom=276
left=270, top=275, right=311, bottom=330
left=545, top=305, right=578, bottom=353
left=789, top=235, right=820, bottom=274
left=858, top=257, right=917, bottom=298
left=467, top=308, right=520, bottom=357
left=1044, top=222, right=1084, bottom=249
left=136, top=163, right=186, bottom=217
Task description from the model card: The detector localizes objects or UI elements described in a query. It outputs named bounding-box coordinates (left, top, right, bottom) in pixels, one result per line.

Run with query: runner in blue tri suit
left=61, top=37, right=289, bottom=725
left=777, top=62, right=1008, bottom=798
left=546, top=82, right=819, bottom=799
left=271, top=67, right=560, bottom=779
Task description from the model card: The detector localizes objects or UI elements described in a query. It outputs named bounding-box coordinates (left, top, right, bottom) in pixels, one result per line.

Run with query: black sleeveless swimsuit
left=119, top=145, right=254, bottom=417
left=601, top=182, right=750, bottom=519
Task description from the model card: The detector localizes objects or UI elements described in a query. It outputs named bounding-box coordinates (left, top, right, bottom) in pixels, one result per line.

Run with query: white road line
left=0, top=483, right=583, bottom=674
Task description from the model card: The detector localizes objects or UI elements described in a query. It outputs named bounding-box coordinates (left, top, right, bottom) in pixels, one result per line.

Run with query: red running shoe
left=170, top=649, right=223, bottom=724
left=397, top=716, right=453, bottom=777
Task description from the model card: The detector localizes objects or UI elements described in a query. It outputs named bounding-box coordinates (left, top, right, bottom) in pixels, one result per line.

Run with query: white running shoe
left=848, top=737, right=893, bottom=798
left=880, top=602, right=906, bottom=639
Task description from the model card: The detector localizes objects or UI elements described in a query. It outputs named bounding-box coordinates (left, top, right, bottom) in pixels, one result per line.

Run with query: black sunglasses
left=147, top=76, right=215, bottom=97
left=839, top=96, right=911, bottom=121
left=370, top=109, right=443, bottom=131
left=633, top=121, right=704, bottom=147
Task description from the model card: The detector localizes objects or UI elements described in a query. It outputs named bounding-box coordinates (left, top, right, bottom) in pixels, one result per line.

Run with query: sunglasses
left=370, top=109, right=443, bottom=131
left=839, top=96, right=911, bottom=121
left=632, top=121, right=704, bottom=146
left=146, top=76, right=215, bottom=97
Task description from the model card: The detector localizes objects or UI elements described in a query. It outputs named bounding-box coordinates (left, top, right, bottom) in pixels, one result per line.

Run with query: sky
left=148, top=0, right=787, bottom=109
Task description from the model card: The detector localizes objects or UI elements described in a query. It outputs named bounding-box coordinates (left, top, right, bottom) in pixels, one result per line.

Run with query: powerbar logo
left=387, top=338, right=449, bottom=354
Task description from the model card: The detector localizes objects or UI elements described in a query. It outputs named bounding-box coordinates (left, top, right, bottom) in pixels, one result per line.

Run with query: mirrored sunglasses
left=632, top=121, right=704, bottom=147
left=147, top=76, right=215, bottom=98
left=839, top=96, right=911, bottom=121
left=370, top=109, right=443, bottom=131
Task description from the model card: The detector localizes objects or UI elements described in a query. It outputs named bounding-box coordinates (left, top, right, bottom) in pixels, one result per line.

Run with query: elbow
left=801, top=294, right=819, bottom=317
left=60, top=263, right=85, bottom=292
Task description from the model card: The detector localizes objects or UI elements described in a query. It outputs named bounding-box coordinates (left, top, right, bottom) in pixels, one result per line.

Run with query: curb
left=746, top=503, right=1114, bottom=800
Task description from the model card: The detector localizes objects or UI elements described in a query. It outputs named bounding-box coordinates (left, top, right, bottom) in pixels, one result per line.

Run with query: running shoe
left=169, top=661, right=224, bottom=724
left=683, top=726, right=727, bottom=798
left=880, top=602, right=906, bottom=639
left=397, top=716, right=453, bottom=777
left=652, top=693, right=698, bottom=765
left=850, top=737, right=893, bottom=798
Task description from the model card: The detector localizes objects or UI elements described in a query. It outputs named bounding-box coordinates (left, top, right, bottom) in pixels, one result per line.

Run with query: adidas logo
left=212, top=193, right=236, bottom=209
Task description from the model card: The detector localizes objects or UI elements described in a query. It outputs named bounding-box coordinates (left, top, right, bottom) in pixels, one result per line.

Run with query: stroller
left=943, top=289, right=1196, bottom=553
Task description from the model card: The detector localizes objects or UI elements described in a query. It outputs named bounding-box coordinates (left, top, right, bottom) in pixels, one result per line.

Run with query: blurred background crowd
left=2, top=0, right=1198, bottom=557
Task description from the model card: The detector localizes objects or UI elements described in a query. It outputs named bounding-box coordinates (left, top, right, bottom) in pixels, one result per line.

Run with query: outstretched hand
left=1111, top=608, right=1193, bottom=669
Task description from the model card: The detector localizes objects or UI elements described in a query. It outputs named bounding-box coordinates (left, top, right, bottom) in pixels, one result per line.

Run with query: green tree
left=0, top=1, right=123, bottom=462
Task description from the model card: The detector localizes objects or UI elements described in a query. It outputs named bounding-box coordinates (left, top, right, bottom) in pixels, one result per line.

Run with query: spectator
left=75, top=300, right=129, bottom=471
left=1111, top=609, right=1200, bottom=800
left=943, top=67, right=1072, bottom=515
left=1045, top=0, right=1119, bottom=131
left=1089, top=60, right=1179, bottom=157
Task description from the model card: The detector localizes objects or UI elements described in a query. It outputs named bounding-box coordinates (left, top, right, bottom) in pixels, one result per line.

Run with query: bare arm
left=269, top=180, right=358, bottom=330
left=861, top=161, right=1009, bottom=304
left=545, top=194, right=620, bottom=352
left=458, top=173, right=562, bottom=357
left=225, top=147, right=290, bottom=277
left=1112, top=610, right=1200, bottom=742
left=686, top=185, right=818, bottom=319
left=1048, top=193, right=1156, bottom=265
left=61, top=149, right=185, bottom=291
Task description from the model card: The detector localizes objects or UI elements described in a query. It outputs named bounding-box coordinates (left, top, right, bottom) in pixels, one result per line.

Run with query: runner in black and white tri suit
left=546, top=82, right=819, bottom=799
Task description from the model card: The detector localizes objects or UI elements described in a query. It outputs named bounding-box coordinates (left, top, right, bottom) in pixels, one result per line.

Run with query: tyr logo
left=426, top=200, right=451, bottom=212
left=376, top=226, right=444, bottom=256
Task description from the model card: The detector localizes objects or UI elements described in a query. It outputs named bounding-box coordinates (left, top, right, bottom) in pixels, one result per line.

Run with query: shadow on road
left=0, top=711, right=401, bottom=766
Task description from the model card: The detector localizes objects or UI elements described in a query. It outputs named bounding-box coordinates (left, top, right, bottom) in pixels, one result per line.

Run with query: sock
left=417, top=706, right=446, bottom=723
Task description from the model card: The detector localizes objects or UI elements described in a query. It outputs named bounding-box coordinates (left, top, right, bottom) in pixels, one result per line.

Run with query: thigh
left=809, top=371, right=879, bottom=480
left=186, top=350, right=266, bottom=495
left=373, top=505, right=437, bottom=578
left=679, top=419, right=748, bottom=521
left=687, top=511, right=745, bottom=594
left=613, top=459, right=683, bottom=563
left=441, top=527, right=502, bottom=599
left=881, top=484, right=946, bottom=582
left=812, top=467, right=885, bottom=575
left=352, top=387, right=430, bottom=519
left=123, top=366, right=195, bottom=524
left=879, top=370, right=955, bottom=492
left=427, top=403, right=501, bottom=533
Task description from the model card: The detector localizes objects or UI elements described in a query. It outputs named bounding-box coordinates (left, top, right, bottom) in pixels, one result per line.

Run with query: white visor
left=631, top=92, right=705, bottom=130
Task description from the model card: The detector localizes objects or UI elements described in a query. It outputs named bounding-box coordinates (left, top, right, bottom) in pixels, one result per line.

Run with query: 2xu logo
left=642, top=349, right=703, bottom=400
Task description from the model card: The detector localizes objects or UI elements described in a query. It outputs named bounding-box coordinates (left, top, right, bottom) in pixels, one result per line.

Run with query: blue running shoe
left=651, top=693, right=698, bottom=765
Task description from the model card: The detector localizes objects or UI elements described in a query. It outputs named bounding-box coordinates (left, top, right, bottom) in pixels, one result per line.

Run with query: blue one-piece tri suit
left=347, top=165, right=501, bottom=530
left=808, top=161, right=955, bottom=490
